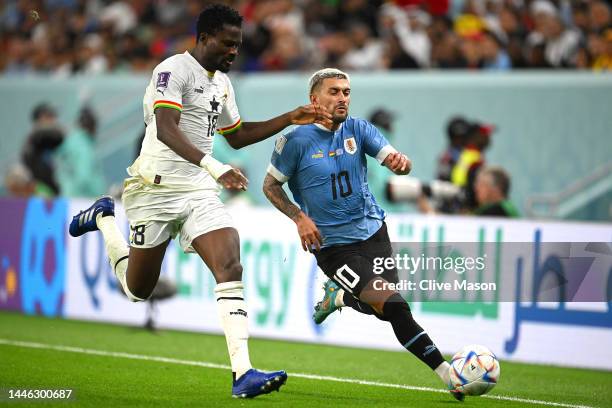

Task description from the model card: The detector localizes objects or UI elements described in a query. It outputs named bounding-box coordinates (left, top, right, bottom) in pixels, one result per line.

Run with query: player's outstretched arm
left=225, top=104, right=333, bottom=149
left=263, top=173, right=322, bottom=252
left=383, top=152, right=412, bottom=175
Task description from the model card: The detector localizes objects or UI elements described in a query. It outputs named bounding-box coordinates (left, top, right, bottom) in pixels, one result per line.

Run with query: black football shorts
left=314, top=222, right=399, bottom=296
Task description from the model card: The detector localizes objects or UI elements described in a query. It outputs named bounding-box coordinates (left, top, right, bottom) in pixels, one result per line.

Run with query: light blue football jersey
left=268, top=117, right=395, bottom=247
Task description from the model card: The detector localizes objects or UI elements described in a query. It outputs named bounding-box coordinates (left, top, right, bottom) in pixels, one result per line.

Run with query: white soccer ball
left=449, top=344, right=500, bottom=396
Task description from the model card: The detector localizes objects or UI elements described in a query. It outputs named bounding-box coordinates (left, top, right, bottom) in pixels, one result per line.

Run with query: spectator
left=430, top=18, right=464, bottom=68
left=340, top=22, right=385, bottom=71
left=4, top=163, right=37, bottom=198
left=472, top=166, right=519, bottom=217
left=55, top=106, right=106, bottom=197
left=590, top=27, right=612, bottom=71
left=571, top=1, right=591, bottom=33
left=21, top=103, right=64, bottom=195
left=72, top=34, right=109, bottom=75
left=451, top=121, right=495, bottom=210
left=260, top=21, right=310, bottom=71
left=2, top=0, right=609, bottom=74
left=527, top=0, right=582, bottom=68
left=589, top=0, right=611, bottom=32
left=498, top=5, right=528, bottom=68
left=382, top=31, right=421, bottom=69
left=380, top=4, right=431, bottom=68
left=480, top=29, right=512, bottom=70
left=435, top=116, right=470, bottom=213
left=417, top=165, right=519, bottom=217
left=436, top=116, right=470, bottom=182
left=458, top=34, right=482, bottom=68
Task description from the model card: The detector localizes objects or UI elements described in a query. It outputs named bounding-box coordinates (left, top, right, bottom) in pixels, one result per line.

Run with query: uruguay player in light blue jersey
left=263, top=68, right=464, bottom=401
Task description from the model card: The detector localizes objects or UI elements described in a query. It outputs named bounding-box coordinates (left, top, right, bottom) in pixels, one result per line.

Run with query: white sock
left=435, top=361, right=451, bottom=385
left=334, top=288, right=345, bottom=307
left=96, top=214, right=144, bottom=302
left=214, top=281, right=252, bottom=380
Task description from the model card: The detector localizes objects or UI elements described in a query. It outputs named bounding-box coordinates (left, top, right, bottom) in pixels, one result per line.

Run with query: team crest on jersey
left=156, top=71, right=171, bottom=92
left=344, top=137, right=357, bottom=155
left=275, top=135, right=287, bottom=154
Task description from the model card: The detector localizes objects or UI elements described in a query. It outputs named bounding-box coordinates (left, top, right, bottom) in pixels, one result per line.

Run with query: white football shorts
left=122, top=176, right=234, bottom=253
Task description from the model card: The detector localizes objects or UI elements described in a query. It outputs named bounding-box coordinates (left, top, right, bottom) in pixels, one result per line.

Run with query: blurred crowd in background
left=2, top=0, right=611, bottom=75
left=5, top=103, right=106, bottom=198
left=5, top=100, right=517, bottom=218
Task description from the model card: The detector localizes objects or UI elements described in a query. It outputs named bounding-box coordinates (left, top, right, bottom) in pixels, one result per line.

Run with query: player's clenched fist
left=289, top=104, right=333, bottom=127
left=384, top=152, right=412, bottom=175
left=294, top=212, right=322, bottom=252
left=218, top=168, right=249, bottom=191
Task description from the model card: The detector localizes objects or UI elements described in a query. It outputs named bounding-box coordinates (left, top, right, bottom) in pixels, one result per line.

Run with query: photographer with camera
left=471, top=166, right=519, bottom=217
left=450, top=121, right=495, bottom=210
left=434, top=116, right=470, bottom=213
left=389, top=165, right=518, bottom=218
left=436, top=116, right=470, bottom=182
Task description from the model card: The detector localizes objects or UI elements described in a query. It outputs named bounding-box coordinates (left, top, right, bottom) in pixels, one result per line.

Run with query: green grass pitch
left=0, top=311, right=609, bottom=407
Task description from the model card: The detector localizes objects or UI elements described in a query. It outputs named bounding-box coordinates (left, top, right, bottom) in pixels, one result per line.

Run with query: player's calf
left=69, top=197, right=143, bottom=302
left=379, top=293, right=446, bottom=368
left=368, top=291, right=453, bottom=390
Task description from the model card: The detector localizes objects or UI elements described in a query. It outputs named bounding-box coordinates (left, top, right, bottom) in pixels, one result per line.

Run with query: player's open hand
left=218, top=168, right=249, bottom=191
left=289, top=104, right=333, bottom=127
left=294, top=212, right=322, bottom=252
left=384, top=152, right=412, bottom=175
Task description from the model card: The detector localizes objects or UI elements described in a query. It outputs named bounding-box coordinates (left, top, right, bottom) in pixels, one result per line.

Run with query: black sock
left=342, top=291, right=377, bottom=315
left=382, top=293, right=445, bottom=370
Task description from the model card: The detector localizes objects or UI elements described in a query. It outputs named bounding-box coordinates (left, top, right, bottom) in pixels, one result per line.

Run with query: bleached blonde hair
left=308, top=68, right=350, bottom=94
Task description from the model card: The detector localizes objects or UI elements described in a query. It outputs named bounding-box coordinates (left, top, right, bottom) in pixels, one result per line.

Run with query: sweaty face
left=311, top=78, right=351, bottom=124
left=201, top=24, right=242, bottom=73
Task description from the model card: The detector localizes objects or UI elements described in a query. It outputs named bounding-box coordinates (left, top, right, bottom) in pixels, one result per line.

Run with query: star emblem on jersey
left=344, top=137, right=357, bottom=155
left=210, top=96, right=220, bottom=112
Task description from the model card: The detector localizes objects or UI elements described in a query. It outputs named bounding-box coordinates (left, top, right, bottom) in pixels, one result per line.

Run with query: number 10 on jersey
left=330, top=171, right=352, bottom=199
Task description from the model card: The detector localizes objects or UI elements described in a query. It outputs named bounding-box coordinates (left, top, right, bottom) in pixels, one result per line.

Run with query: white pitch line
left=0, top=338, right=594, bottom=408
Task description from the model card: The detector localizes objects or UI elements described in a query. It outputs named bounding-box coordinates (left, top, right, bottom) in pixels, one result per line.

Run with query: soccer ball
left=449, top=344, right=500, bottom=396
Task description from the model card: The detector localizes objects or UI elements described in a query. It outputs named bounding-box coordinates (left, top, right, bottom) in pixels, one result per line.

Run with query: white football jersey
left=129, top=51, right=241, bottom=189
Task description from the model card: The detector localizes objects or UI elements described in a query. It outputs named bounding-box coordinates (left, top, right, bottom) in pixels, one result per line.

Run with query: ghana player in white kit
left=68, top=4, right=331, bottom=399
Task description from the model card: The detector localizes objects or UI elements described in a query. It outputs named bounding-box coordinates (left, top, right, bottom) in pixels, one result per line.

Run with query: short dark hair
left=446, top=116, right=470, bottom=140
left=32, top=102, right=56, bottom=122
left=78, top=106, right=97, bottom=134
left=483, top=166, right=511, bottom=198
left=196, top=4, right=242, bottom=40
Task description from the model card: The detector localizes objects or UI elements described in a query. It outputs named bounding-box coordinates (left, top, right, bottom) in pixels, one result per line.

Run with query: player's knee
left=214, top=258, right=243, bottom=283
left=381, top=292, right=413, bottom=321
left=125, top=282, right=151, bottom=302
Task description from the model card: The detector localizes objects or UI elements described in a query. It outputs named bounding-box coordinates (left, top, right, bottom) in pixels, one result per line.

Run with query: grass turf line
left=0, top=311, right=609, bottom=407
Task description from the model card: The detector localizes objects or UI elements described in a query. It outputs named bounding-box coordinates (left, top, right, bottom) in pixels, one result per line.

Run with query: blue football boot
left=313, top=280, right=342, bottom=324
left=448, top=381, right=465, bottom=402
left=232, top=369, right=288, bottom=398
left=69, top=196, right=115, bottom=237
left=449, top=387, right=465, bottom=401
